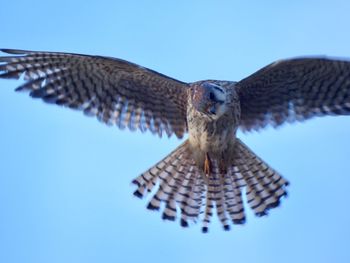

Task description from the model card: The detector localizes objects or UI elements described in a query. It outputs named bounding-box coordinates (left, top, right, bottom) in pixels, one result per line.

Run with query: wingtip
left=0, top=48, right=28, bottom=55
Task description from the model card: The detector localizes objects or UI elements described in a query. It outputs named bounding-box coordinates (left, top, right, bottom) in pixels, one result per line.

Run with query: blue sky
left=1, top=1, right=350, bottom=263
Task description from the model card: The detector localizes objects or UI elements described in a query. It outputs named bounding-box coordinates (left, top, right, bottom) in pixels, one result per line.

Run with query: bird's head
left=191, top=82, right=227, bottom=119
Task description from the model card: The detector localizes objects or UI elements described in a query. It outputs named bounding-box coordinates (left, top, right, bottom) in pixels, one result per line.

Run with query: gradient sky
left=1, top=1, right=350, bottom=263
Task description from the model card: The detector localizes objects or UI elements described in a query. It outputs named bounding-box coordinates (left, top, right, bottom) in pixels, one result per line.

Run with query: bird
left=1, top=49, right=349, bottom=233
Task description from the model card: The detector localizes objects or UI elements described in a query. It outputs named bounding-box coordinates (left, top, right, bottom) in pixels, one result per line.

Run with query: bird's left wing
left=0, top=49, right=189, bottom=138
left=237, top=57, right=350, bottom=131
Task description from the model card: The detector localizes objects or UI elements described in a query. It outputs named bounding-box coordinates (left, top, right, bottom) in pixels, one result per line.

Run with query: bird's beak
left=206, top=101, right=225, bottom=118
left=208, top=104, right=216, bottom=115
left=205, top=102, right=217, bottom=116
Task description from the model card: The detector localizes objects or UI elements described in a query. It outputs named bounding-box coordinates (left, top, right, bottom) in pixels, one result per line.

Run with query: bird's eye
left=209, top=92, right=215, bottom=100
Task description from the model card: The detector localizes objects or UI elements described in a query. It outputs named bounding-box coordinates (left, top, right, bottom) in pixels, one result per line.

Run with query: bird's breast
left=187, top=110, right=237, bottom=167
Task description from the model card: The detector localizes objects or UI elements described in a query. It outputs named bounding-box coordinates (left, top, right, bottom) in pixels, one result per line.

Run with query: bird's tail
left=132, top=140, right=206, bottom=227
left=132, top=139, right=289, bottom=232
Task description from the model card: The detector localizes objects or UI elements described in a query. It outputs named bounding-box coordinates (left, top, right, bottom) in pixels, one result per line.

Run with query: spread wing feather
left=237, top=57, right=350, bottom=131
left=0, top=49, right=189, bottom=138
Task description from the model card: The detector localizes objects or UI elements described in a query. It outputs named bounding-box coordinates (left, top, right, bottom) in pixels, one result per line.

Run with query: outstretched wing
left=0, top=49, right=189, bottom=138
left=237, top=57, right=350, bottom=131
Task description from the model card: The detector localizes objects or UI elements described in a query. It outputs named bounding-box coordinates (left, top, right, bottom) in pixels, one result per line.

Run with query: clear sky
left=1, top=1, right=350, bottom=263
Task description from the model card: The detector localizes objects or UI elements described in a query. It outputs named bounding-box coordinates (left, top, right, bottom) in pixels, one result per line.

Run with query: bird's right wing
left=237, top=57, right=350, bottom=132
left=0, top=49, right=189, bottom=138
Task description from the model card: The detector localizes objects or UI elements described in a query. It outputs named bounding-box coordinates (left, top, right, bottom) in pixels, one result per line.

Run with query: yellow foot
left=204, top=153, right=212, bottom=177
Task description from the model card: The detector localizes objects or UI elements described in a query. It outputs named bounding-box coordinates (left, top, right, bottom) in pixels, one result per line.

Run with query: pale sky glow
left=0, top=1, right=350, bottom=263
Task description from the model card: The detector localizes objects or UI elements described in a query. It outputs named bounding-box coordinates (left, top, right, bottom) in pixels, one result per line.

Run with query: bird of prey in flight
left=0, top=49, right=349, bottom=232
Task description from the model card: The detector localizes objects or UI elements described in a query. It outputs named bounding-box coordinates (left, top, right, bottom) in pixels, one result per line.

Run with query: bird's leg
left=204, top=152, right=212, bottom=179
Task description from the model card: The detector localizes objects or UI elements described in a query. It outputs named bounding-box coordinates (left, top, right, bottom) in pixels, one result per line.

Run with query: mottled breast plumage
left=187, top=81, right=240, bottom=168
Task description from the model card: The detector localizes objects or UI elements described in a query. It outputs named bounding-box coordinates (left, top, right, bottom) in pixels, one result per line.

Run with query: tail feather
left=202, top=192, right=214, bottom=233
left=133, top=142, right=187, bottom=205
left=147, top=166, right=181, bottom=210
left=224, top=167, right=246, bottom=224
left=178, top=169, right=206, bottom=227
left=176, top=170, right=196, bottom=226
left=234, top=139, right=288, bottom=216
left=185, top=169, right=205, bottom=221
left=132, top=138, right=289, bottom=232
left=207, top=165, right=230, bottom=231
left=132, top=143, right=187, bottom=194
left=162, top=164, right=189, bottom=221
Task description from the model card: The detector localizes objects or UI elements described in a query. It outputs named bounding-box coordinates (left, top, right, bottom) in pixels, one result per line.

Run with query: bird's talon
left=204, top=153, right=211, bottom=177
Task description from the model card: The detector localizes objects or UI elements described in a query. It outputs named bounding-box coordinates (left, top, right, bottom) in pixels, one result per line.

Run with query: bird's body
left=187, top=81, right=240, bottom=173
left=1, top=49, right=349, bottom=232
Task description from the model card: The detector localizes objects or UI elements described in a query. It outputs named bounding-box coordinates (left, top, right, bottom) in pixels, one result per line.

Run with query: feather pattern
left=0, top=49, right=189, bottom=138
left=132, top=139, right=288, bottom=232
left=237, top=57, right=350, bottom=131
